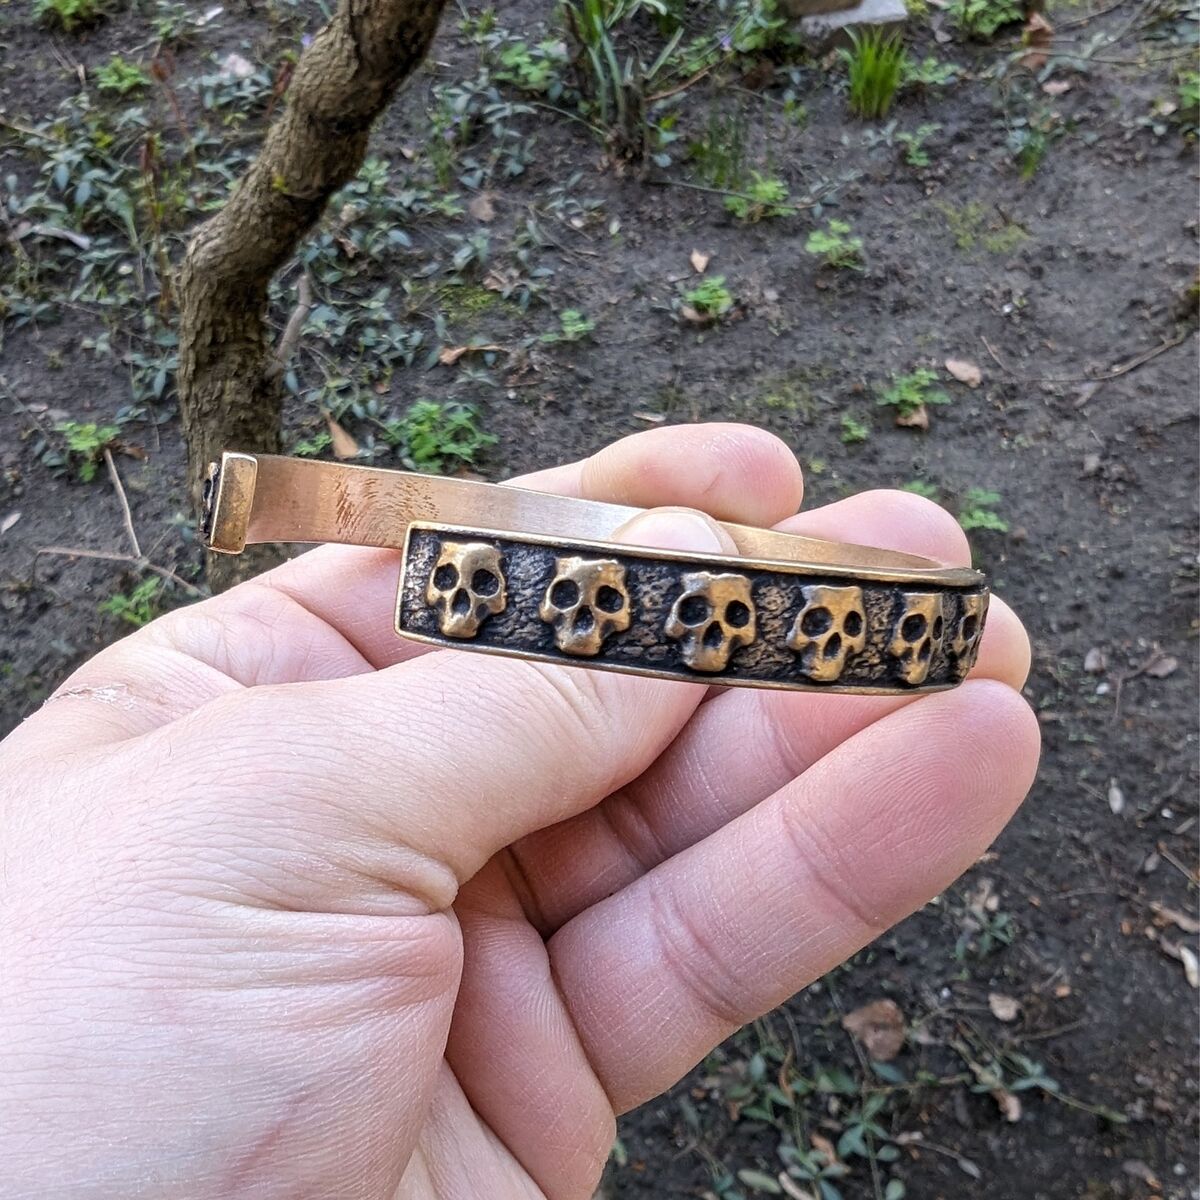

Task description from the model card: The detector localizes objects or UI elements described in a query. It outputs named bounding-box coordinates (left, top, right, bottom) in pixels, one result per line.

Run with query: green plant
left=98, top=577, right=162, bottom=627
left=896, top=122, right=940, bottom=167
left=947, top=0, right=1021, bottom=37
left=1175, top=68, right=1200, bottom=138
left=724, top=172, right=794, bottom=222
left=390, top=400, right=496, bottom=473
left=542, top=308, right=596, bottom=342
left=938, top=201, right=1028, bottom=253
left=840, top=413, right=870, bottom=444
left=901, top=478, right=939, bottom=499
left=292, top=431, right=333, bottom=457
left=842, top=29, right=908, bottom=120
left=681, top=275, right=735, bottom=318
left=55, top=421, right=120, bottom=482
left=1007, top=107, right=1062, bottom=180
left=903, top=56, right=959, bottom=87
left=95, top=56, right=152, bottom=95
left=958, top=487, right=1009, bottom=532
left=494, top=39, right=568, bottom=94
left=34, top=0, right=108, bottom=31
left=805, top=219, right=864, bottom=270
left=877, top=368, right=951, bottom=419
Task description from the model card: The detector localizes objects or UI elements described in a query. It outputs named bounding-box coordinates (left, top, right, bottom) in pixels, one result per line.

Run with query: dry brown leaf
left=1180, top=944, right=1199, bottom=989
left=992, top=1088, right=1022, bottom=1122
left=0, top=511, right=22, bottom=536
left=322, top=411, right=359, bottom=460
left=945, top=358, right=982, bottom=388
left=810, top=1133, right=840, bottom=1166
left=895, top=405, right=930, bottom=431
left=690, top=248, right=711, bottom=274
left=988, top=993, right=1020, bottom=1022
left=1020, top=12, right=1054, bottom=71
left=841, top=998, right=906, bottom=1062
left=438, top=343, right=506, bottom=366
left=1123, top=1160, right=1161, bottom=1188
left=1144, top=653, right=1179, bottom=679
left=679, top=305, right=711, bottom=326
left=1150, top=902, right=1200, bottom=935
left=468, top=193, right=496, bottom=223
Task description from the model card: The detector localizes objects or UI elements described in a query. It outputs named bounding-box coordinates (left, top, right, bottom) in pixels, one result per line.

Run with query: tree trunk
left=177, top=0, right=448, bottom=585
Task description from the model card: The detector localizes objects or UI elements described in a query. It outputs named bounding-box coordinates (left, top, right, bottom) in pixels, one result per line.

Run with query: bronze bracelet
left=202, top=452, right=988, bottom=695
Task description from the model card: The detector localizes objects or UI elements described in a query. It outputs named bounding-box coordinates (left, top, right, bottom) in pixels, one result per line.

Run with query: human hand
left=0, top=424, right=1038, bottom=1199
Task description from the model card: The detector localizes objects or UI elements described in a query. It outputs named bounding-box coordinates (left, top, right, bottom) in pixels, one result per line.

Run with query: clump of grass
left=805, top=219, right=865, bottom=270
left=842, top=28, right=908, bottom=120
left=724, top=172, right=794, bottom=222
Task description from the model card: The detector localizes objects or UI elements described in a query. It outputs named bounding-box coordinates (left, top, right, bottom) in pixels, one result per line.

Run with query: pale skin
left=0, top=424, right=1040, bottom=1200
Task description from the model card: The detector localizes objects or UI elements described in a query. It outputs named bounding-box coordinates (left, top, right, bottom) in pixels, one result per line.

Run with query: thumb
left=153, top=507, right=731, bottom=912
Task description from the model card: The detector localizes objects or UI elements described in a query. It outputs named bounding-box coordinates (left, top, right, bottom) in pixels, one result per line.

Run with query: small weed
left=958, top=487, right=1009, bottom=532
left=805, top=219, right=865, bottom=270
left=896, top=122, right=941, bottom=167
left=494, top=39, right=568, bottom=95
left=903, top=56, right=959, bottom=87
left=542, top=308, right=595, bottom=342
left=292, top=431, right=333, bottom=457
left=877, top=368, right=951, bottom=419
left=55, top=421, right=119, bottom=482
left=901, top=478, right=940, bottom=499
left=98, top=577, right=162, bottom=628
left=1007, top=106, right=1062, bottom=180
left=947, top=0, right=1022, bottom=37
left=724, top=172, right=794, bottom=222
left=840, top=413, right=870, bottom=444
left=1175, top=68, right=1200, bottom=138
left=34, top=0, right=108, bottom=32
left=94, top=56, right=152, bottom=95
left=389, top=400, right=496, bottom=473
left=681, top=275, right=735, bottom=318
left=842, top=29, right=908, bottom=120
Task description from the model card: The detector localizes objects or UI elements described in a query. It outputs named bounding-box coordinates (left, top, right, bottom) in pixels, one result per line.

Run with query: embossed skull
left=665, top=572, right=756, bottom=673
left=887, top=592, right=945, bottom=686
left=425, top=541, right=507, bottom=639
left=787, top=584, right=868, bottom=683
left=539, top=556, right=632, bottom=656
left=949, top=593, right=988, bottom=679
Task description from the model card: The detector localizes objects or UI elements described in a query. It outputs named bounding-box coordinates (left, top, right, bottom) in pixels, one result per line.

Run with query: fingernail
left=614, top=507, right=727, bottom=554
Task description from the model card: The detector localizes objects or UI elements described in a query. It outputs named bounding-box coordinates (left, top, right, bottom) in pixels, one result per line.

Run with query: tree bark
left=177, top=0, right=448, bottom=584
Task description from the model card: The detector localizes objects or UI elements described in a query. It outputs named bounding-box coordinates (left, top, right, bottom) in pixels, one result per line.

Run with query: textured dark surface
left=397, top=525, right=987, bottom=691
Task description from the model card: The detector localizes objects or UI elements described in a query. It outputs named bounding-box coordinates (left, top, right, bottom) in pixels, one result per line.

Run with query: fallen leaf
left=1144, top=653, right=1179, bottom=679
left=1180, top=945, right=1199, bottom=989
left=894, top=405, right=930, bottom=431
left=690, top=248, right=711, bottom=274
left=679, top=305, right=714, bottom=326
left=992, top=1088, right=1022, bottom=1122
left=468, top=193, right=496, bottom=223
left=438, top=343, right=506, bottom=366
left=841, top=998, right=906, bottom=1061
left=1020, top=12, right=1054, bottom=71
left=945, top=358, right=982, bottom=388
left=1083, top=647, right=1106, bottom=674
left=736, top=1169, right=782, bottom=1194
left=1042, top=79, right=1072, bottom=96
left=219, top=52, right=255, bottom=81
left=1107, top=779, right=1125, bottom=815
left=1150, top=902, right=1200, bottom=935
left=1053, top=982, right=1072, bottom=998
left=0, top=511, right=20, bottom=536
left=322, top=411, right=359, bottom=459
left=988, top=993, right=1020, bottom=1022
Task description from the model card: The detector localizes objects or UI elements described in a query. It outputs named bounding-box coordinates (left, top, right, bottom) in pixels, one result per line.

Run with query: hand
left=0, top=424, right=1038, bottom=1200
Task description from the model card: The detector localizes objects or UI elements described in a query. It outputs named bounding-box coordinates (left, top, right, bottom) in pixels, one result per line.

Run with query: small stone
left=798, top=0, right=906, bottom=45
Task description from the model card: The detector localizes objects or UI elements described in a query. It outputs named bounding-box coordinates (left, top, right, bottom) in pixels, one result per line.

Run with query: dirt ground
left=1, top=0, right=1197, bottom=1196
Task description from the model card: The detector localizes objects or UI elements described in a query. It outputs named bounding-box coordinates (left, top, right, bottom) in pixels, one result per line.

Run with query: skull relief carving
left=887, top=592, right=945, bottom=686
left=949, top=593, right=987, bottom=679
left=425, top=541, right=507, bottom=639
left=787, top=584, right=867, bottom=683
left=539, top=556, right=632, bottom=656
left=665, top=571, right=756, bottom=673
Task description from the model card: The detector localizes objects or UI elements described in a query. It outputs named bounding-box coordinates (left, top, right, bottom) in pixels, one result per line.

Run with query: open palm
left=0, top=425, right=1037, bottom=1200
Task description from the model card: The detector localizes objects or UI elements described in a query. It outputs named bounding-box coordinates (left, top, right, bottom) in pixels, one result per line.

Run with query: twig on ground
left=103, top=447, right=142, bottom=560
left=981, top=329, right=1194, bottom=387
left=269, top=271, right=314, bottom=382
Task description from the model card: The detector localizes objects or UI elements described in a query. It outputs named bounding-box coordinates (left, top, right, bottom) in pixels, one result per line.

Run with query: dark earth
left=1, top=0, right=1197, bottom=1196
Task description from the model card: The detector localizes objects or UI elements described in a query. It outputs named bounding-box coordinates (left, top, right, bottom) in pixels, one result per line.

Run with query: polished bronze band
left=203, top=452, right=989, bottom=694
